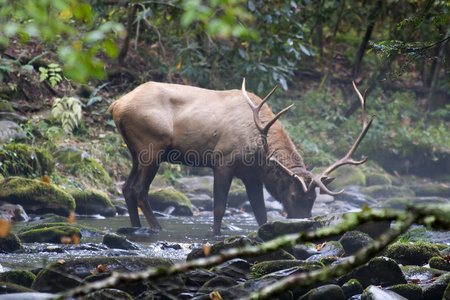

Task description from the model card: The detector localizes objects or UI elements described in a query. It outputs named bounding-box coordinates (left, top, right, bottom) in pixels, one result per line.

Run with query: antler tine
left=270, top=157, right=309, bottom=193
left=308, top=81, right=375, bottom=195
left=242, top=78, right=294, bottom=136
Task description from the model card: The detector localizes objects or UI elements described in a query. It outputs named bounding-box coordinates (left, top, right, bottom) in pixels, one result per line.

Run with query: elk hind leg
left=123, top=158, right=141, bottom=227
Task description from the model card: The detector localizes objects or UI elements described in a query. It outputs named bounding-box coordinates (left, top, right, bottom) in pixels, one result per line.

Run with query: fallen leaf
left=57, top=259, right=66, bottom=265
left=410, top=278, right=421, bottom=283
left=91, top=264, right=109, bottom=275
left=203, top=243, right=211, bottom=256
left=209, top=290, right=223, bottom=300
left=316, top=242, right=326, bottom=251
left=67, top=211, right=76, bottom=223
left=72, top=234, right=80, bottom=245
left=60, top=236, right=72, bottom=244
left=0, top=219, right=11, bottom=237
left=41, top=175, right=51, bottom=185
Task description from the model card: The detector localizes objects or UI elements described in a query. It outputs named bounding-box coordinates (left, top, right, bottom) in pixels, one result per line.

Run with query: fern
left=51, top=96, right=83, bottom=134
left=39, top=63, right=63, bottom=87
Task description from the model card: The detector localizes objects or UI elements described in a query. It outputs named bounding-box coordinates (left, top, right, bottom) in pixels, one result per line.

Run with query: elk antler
left=242, top=78, right=294, bottom=137
left=307, top=81, right=376, bottom=195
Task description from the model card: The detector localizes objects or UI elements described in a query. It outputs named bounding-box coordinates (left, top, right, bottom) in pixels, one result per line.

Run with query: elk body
left=109, top=80, right=374, bottom=235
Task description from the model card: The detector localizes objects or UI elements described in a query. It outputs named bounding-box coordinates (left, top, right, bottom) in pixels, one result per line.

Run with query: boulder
left=359, top=185, right=415, bottom=199
left=148, top=188, right=193, bottom=216
left=69, top=188, right=116, bottom=217
left=428, top=256, right=450, bottom=271
left=386, top=284, right=423, bottom=300
left=211, top=258, right=251, bottom=280
left=306, top=241, right=345, bottom=261
left=0, top=177, right=75, bottom=216
left=384, top=242, right=441, bottom=265
left=339, top=231, right=374, bottom=255
left=53, top=147, right=112, bottom=188
left=366, top=173, right=393, bottom=186
left=327, top=166, right=366, bottom=189
left=409, top=183, right=450, bottom=197
left=175, top=176, right=214, bottom=196
left=361, top=285, right=407, bottom=299
left=379, top=197, right=449, bottom=210
left=0, top=270, right=36, bottom=288
left=422, top=272, right=450, bottom=300
left=250, top=260, right=323, bottom=278
left=32, top=256, right=172, bottom=293
left=84, top=288, right=133, bottom=300
left=0, top=282, right=36, bottom=294
left=198, top=275, right=237, bottom=293
left=0, top=233, right=23, bottom=252
left=0, top=203, right=29, bottom=222
left=103, top=233, right=139, bottom=250
left=400, top=265, right=445, bottom=281
left=0, top=121, right=26, bottom=142
left=18, top=224, right=81, bottom=244
left=0, top=144, right=53, bottom=177
left=257, top=219, right=325, bottom=241
left=0, top=112, right=27, bottom=123
left=341, top=279, right=363, bottom=298
left=0, top=100, right=13, bottom=112
left=299, top=284, right=346, bottom=300
left=17, top=222, right=104, bottom=238
left=338, top=257, right=406, bottom=288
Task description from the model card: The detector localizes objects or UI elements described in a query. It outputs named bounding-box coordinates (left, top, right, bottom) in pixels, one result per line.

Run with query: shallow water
left=2, top=214, right=258, bottom=271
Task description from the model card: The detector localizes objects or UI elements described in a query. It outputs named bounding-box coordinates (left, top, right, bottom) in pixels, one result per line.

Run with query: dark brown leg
left=123, top=158, right=141, bottom=227
left=242, top=178, right=267, bottom=226
left=212, top=167, right=233, bottom=235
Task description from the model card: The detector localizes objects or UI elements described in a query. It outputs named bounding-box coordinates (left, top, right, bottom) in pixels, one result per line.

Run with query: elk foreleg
left=212, top=167, right=233, bottom=235
left=242, top=179, right=267, bottom=226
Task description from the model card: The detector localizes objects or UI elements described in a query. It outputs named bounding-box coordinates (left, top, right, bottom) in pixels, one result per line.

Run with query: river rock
left=0, top=121, right=25, bottom=142
left=182, top=269, right=217, bottom=290
left=84, top=288, right=133, bottom=300
left=379, top=196, right=449, bottom=210
left=366, top=173, right=393, bottom=186
left=0, top=282, right=36, bottom=295
left=258, top=219, right=325, bottom=241
left=298, top=284, right=346, bottom=300
left=361, top=285, right=408, bottom=299
left=0, top=100, right=13, bottom=112
left=69, top=188, right=116, bottom=217
left=428, top=256, right=450, bottom=271
left=409, top=183, right=450, bottom=197
left=359, top=185, right=415, bottom=199
left=306, top=241, right=345, bottom=261
left=400, top=265, right=445, bottom=281
left=198, top=275, right=237, bottom=293
left=339, top=230, right=374, bottom=255
left=175, top=176, right=214, bottom=196
left=18, top=224, right=81, bottom=244
left=386, top=284, right=423, bottom=300
left=187, top=193, right=213, bottom=211
left=103, top=233, right=139, bottom=250
left=0, top=112, right=27, bottom=123
left=0, top=144, right=54, bottom=177
left=327, top=166, right=366, bottom=189
left=211, top=258, right=251, bottom=279
left=187, top=235, right=294, bottom=264
left=32, top=256, right=172, bottom=293
left=148, top=188, right=193, bottom=216
left=292, top=243, right=319, bottom=260
left=341, top=279, right=363, bottom=298
left=53, top=147, right=112, bottom=188
left=422, top=272, right=450, bottom=300
left=0, top=270, right=36, bottom=288
left=0, top=233, right=23, bottom=253
left=0, top=203, right=29, bottom=222
left=250, top=260, right=323, bottom=278
left=384, top=242, right=441, bottom=265
left=227, top=185, right=248, bottom=208
left=0, top=177, right=75, bottom=216
left=338, top=257, right=406, bottom=287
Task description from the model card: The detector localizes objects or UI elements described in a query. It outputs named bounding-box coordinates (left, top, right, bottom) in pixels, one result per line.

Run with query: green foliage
left=39, top=63, right=63, bottom=87
left=0, top=0, right=124, bottom=82
left=0, top=143, right=54, bottom=177
left=51, top=96, right=83, bottom=134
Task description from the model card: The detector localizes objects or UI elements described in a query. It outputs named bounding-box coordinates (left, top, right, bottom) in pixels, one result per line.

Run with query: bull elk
left=108, top=80, right=374, bottom=235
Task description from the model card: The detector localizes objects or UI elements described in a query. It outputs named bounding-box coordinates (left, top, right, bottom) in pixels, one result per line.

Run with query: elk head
left=242, top=79, right=375, bottom=218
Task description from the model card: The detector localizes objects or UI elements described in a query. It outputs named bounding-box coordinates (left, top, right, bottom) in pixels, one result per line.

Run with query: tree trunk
left=118, top=4, right=137, bottom=65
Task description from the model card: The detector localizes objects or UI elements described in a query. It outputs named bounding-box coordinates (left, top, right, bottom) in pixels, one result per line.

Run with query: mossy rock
left=54, top=147, right=112, bottom=188
left=423, top=272, right=450, bottom=300
left=384, top=242, right=441, bottom=265
left=0, top=177, right=75, bottom=216
left=386, top=283, right=423, bottom=300
left=0, top=233, right=23, bottom=252
left=326, top=166, right=367, bottom=189
left=103, top=233, right=139, bottom=250
left=198, top=275, right=237, bottom=293
left=400, top=265, right=445, bottom=281
left=250, top=260, right=323, bottom=278
left=32, top=256, right=172, bottom=293
left=338, top=257, right=406, bottom=288
left=380, top=197, right=449, bottom=210
left=17, top=222, right=105, bottom=236
left=339, top=231, right=374, bottom=255
left=85, top=288, right=133, bottom=300
left=308, top=241, right=345, bottom=261
left=148, top=188, right=193, bottom=216
left=187, top=235, right=294, bottom=264
left=0, top=100, right=13, bottom=112
left=299, top=284, right=345, bottom=300
left=366, top=173, right=393, bottom=186
left=361, top=285, right=408, bottom=300
left=258, top=219, right=325, bottom=241
left=429, top=257, right=450, bottom=271
left=342, top=279, right=363, bottom=298
left=228, top=184, right=248, bottom=208
left=0, top=144, right=53, bottom=177
left=0, top=281, right=36, bottom=294
left=0, top=270, right=36, bottom=288
left=18, top=225, right=81, bottom=244
left=320, top=256, right=339, bottom=265
left=69, top=188, right=116, bottom=217
left=359, top=185, right=415, bottom=199
left=409, top=183, right=450, bottom=198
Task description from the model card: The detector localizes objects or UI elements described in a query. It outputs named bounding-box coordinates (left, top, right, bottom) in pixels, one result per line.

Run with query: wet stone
left=422, top=272, right=450, bottom=300
left=212, top=258, right=251, bottom=279
left=103, top=233, right=139, bottom=250
left=361, top=285, right=408, bottom=300
left=386, top=284, right=423, bottom=300
left=342, top=279, right=363, bottom=298
left=339, top=230, right=374, bottom=255
left=298, top=284, right=346, bottom=300
left=384, top=242, right=441, bottom=265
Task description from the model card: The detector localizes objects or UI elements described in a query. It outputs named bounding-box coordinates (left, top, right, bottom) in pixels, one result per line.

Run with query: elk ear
left=321, top=177, right=335, bottom=185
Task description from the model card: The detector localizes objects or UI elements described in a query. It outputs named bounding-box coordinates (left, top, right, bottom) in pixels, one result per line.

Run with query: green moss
left=429, top=257, right=450, bottom=271
left=18, top=222, right=105, bottom=236
left=54, top=148, right=112, bottom=188
left=342, top=279, right=363, bottom=298
left=298, top=284, right=345, bottom=300
left=148, top=188, right=193, bottom=216
left=410, top=183, right=450, bottom=197
left=0, top=143, right=54, bottom=177
left=250, top=260, right=323, bottom=277
left=0, top=176, right=75, bottom=216
left=0, top=270, right=36, bottom=288
left=0, top=100, right=13, bottom=112
left=18, top=225, right=82, bottom=243
left=359, top=185, right=415, bottom=199
left=69, top=188, right=116, bottom=217
left=0, top=281, right=35, bottom=293
left=386, top=284, right=422, bottom=300
left=384, top=242, right=441, bottom=265
left=366, top=173, right=392, bottom=186
left=327, top=166, right=366, bottom=188
left=320, top=256, right=339, bottom=265
left=0, top=233, right=23, bottom=252
left=400, top=265, right=445, bottom=281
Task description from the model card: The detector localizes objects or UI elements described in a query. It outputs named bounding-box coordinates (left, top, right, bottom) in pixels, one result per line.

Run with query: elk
left=108, top=79, right=374, bottom=235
